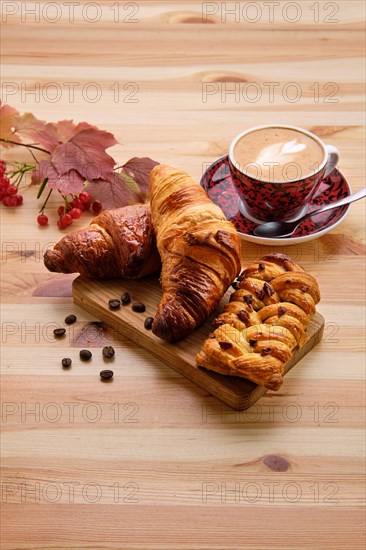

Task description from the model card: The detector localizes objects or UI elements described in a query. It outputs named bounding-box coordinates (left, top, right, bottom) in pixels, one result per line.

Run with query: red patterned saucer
left=200, top=155, right=351, bottom=245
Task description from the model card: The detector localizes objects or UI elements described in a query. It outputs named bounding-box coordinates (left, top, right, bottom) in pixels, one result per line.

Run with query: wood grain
left=1, top=1, right=365, bottom=549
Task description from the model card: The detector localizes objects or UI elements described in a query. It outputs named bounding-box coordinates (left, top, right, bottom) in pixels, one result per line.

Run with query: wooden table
left=1, top=2, right=365, bottom=548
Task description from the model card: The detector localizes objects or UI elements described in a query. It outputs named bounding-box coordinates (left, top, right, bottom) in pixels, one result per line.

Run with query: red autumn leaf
left=86, top=171, right=143, bottom=210
left=0, top=102, right=20, bottom=146
left=32, top=127, right=118, bottom=194
left=86, top=157, right=160, bottom=210
left=11, top=113, right=57, bottom=152
left=123, top=157, right=160, bottom=201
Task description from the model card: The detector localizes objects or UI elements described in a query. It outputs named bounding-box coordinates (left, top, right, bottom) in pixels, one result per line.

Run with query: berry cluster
left=0, top=160, right=24, bottom=207
left=1, top=158, right=104, bottom=230
left=37, top=190, right=102, bottom=228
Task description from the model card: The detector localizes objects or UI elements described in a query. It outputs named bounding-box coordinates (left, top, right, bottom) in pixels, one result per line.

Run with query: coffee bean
left=108, top=299, right=121, bottom=310
left=249, top=339, right=257, bottom=347
left=53, top=328, right=66, bottom=338
left=121, top=292, right=131, bottom=305
left=61, top=358, right=72, bottom=368
left=231, top=281, right=240, bottom=290
left=144, top=317, right=154, bottom=330
left=100, top=370, right=114, bottom=381
left=65, top=314, right=77, bottom=325
left=79, top=349, right=92, bottom=361
left=102, top=346, right=115, bottom=359
left=132, top=302, right=146, bottom=313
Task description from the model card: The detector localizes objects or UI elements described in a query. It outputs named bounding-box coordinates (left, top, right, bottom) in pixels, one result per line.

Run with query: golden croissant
left=196, top=253, right=321, bottom=391
left=150, top=164, right=241, bottom=342
left=44, top=204, right=161, bottom=279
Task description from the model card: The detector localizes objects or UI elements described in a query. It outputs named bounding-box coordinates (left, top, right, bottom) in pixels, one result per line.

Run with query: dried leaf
left=86, top=171, right=144, bottom=210
left=32, top=160, right=86, bottom=194
left=32, top=127, right=118, bottom=194
left=0, top=102, right=20, bottom=146
left=86, top=157, right=160, bottom=209
left=122, top=157, right=160, bottom=201
left=12, top=113, right=56, bottom=152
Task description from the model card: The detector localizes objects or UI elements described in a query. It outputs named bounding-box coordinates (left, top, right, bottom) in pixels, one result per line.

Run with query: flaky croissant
left=150, top=164, right=241, bottom=342
left=44, top=204, right=161, bottom=279
left=196, top=253, right=321, bottom=391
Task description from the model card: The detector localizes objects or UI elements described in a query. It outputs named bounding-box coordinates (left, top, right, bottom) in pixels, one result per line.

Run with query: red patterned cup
left=228, top=125, right=339, bottom=222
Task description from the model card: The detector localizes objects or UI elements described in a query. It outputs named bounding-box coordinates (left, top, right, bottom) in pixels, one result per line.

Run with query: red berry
left=70, top=207, right=82, bottom=219
left=61, top=213, right=73, bottom=227
left=91, top=200, right=102, bottom=214
left=57, top=220, right=66, bottom=230
left=2, top=196, right=12, bottom=206
left=5, top=196, right=18, bottom=207
left=7, top=185, right=18, bottom=196
left=57, top=205, right=65, bottom=216
left=70, top=198, right=84, bottom=211
left=37, top=214, right=49, bottom=226
left=79, top=191, right=90, bottom=204
left=0, top=189, right=7, bottom=200
left=16, top=195, right=23, bottom=206
left=0, top=176, right=10, bottom=188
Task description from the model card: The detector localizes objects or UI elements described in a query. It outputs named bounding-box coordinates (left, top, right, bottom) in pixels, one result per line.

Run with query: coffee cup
left=228, top=124, right=339, bottom=222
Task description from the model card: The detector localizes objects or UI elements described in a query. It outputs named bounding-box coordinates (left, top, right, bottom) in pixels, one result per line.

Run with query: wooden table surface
left=1, top=2, right=365, bottom=549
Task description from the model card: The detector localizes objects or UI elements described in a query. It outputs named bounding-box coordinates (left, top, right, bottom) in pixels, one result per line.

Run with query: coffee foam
left=233, top=127, right=325, bottom=183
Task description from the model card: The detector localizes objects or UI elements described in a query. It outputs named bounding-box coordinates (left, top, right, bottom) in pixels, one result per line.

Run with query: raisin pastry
left=196, top=253, right=321, bottom=390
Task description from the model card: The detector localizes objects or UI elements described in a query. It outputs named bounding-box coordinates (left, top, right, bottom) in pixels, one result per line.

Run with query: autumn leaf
left=122, top=157, right=160, bottom=201
left=32, top=127, right=118, bottom=194
left=0, top=102, right=20, bottom=147
left=86, top=157, right=160, bottom=210
left=86, top=172, right=141, bottom=210
left=1, top=102, right=161, bottom=213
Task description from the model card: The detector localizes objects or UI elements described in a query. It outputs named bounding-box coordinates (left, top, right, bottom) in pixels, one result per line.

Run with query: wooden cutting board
left=73, top=275, right=324, bottom=410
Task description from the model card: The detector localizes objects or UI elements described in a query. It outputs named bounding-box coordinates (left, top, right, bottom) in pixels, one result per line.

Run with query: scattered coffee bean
left=231, top=281, right=240, bottom=290
left=132, top=302, right=146, bottom=313
left=61, top=358, right=72, bottom=368
left=121, top=292, right=131, bottom=305
left=102, top=345, right=115, bottom=359
left=108, top=299, right=121, bottom=310
left=144, top=317, right=154, bottom=330
left=278, top=306, right=287, bottom=316
left=249, top=339, right=257, bottom=347
left=258, top=263, right=265, bottom=271
left=53, top=328, right=66, bottom=338
left=100, top=369, right=114, bottom=381
left=65, top=314, right=77, bottom=325
left=79, top=349, right=92, bottom=361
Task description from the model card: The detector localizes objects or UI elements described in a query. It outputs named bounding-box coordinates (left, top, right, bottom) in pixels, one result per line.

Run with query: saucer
left=200, top=155, right=351, bottom=245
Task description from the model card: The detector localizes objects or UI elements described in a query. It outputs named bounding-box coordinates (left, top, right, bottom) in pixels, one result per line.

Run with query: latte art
left=233, top=127, right=326, bottom=183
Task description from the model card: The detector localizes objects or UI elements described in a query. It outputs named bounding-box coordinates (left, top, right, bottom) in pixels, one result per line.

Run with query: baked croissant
left=150, top=164, right=241, bottom=342
left=44, top=204, right=161, bottom=279
left=196, top=253, right=321, bottom=391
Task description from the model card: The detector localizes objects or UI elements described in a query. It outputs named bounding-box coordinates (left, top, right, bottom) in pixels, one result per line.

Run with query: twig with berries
left=0, top=102, right=159, bottom=230
left=0, top=160, right=33, bottom=207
